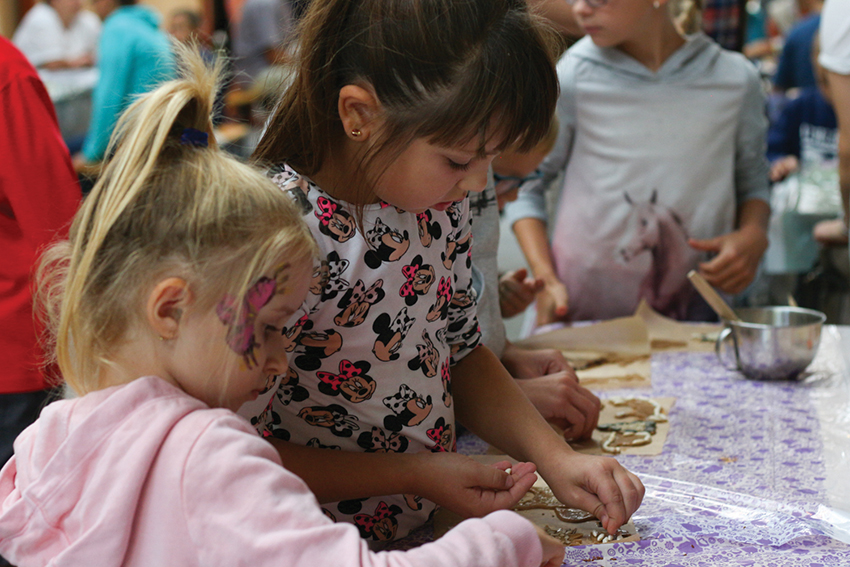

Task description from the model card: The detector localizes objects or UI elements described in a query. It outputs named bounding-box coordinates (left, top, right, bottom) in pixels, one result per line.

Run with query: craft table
left=391, top=325, right=850, bottom=566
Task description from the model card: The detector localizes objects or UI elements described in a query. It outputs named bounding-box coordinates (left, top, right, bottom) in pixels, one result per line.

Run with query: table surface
left=393, top=325, right=850, bottom=566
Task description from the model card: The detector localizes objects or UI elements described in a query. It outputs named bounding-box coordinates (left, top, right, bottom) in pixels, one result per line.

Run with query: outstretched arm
left=267, top=436, right=538, bottom=519
left=187, top=415, right=555, bottom=567
left=513, top=218, right=569, bottom=325
left=452, top=346, right=644, bottom=535
left=500, top=343, right=600, bottom=441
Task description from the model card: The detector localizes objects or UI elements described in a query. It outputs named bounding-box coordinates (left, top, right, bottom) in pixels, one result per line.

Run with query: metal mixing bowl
left=715, top=306, right=826, bottom=380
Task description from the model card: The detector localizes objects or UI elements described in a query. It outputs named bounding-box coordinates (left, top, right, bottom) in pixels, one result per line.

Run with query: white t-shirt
left=12, top=3, right=100, bottom=94
left=819, top=0, right=850, bottom=75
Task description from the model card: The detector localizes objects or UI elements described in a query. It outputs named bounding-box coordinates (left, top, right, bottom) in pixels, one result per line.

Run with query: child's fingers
left=575, top=388, right=602, bottom=439
left=508, top=461, right=538, bottom=479
left=524, top=277, right=546, bottom=294
left=540, top=351, right=572, bottom=376
left=593, top=467, right=645, bottom=534
left=509, top=268, right=529, bottom=282
left=688, top=236, right=722, bottom=254
left=558, top=404, right=590, bottom=441
left=495, top=470, right=538, bottom=507
left=621, top=469, right=645, bottom=517
left=569, top=470, right=630, bottom=534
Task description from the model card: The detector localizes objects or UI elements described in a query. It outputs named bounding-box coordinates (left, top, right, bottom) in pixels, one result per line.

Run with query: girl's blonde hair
left=671, top=0, right=703, bottom=36
left=252, top=0, right=561, bottom=209
left=36, top=45, right=316, bottom=395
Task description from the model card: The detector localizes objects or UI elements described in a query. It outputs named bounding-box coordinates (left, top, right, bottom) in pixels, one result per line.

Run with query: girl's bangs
left=412, top=21, right=558, bottom=154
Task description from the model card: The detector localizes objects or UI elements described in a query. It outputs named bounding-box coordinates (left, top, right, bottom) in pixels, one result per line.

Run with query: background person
left=74, top=0, right=175, bottom=170
left=0, top=36, right=82, bottom=566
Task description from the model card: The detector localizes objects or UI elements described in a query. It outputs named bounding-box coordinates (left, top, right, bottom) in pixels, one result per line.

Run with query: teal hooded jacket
left=82, top=5, right=175, bottom=162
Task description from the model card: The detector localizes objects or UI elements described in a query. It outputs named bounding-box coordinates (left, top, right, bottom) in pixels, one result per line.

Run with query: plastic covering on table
left=390, top=327, right=850, bottom=565
left=559, top=325, right=850, bottom=566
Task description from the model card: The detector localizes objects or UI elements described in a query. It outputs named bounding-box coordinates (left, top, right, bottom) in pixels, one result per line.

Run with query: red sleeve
left=0, top=43, right=81, bottom=393
left=0, top=67, right=81, bottom=250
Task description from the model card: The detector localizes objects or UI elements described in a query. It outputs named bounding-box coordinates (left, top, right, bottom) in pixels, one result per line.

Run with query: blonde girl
left=245, top=0, right=644, bottom=544
left=504, top=0, right=771, bottom=324
left=0, top=49, right=564, bottom=567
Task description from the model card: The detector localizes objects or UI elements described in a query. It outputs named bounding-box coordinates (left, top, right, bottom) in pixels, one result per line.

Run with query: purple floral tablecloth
left=457, top=325, right=850, bottom=566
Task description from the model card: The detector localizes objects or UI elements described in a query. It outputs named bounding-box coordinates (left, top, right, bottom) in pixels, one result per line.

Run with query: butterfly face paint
left=216, top=266, right=290, bottom=369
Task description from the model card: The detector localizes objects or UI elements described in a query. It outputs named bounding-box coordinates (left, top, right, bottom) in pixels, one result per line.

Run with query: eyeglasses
left=566, top=0, right=609, bottom=7
left=493, top=169, right=544, bottom=196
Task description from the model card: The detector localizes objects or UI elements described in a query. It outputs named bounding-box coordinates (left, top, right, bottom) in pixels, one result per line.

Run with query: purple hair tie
left=180, top=127, right=209, bottom=147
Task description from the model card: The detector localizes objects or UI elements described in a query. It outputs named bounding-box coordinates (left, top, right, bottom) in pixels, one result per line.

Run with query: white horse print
left=617, top=190, right=698, bottom=319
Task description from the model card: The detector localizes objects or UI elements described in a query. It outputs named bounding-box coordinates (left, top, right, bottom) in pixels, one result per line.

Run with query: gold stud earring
left=351, top=129, right=362, bottom=138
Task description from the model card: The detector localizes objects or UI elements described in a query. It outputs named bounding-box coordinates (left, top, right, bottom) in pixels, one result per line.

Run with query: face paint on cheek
left=215, top=276, right=278, bottom=369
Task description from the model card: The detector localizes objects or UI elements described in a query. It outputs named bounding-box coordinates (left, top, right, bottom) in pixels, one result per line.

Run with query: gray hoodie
left=503, top=33, right=769, bottom=322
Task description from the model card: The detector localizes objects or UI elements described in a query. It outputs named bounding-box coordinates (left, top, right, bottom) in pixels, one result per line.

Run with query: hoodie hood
left=109, top=4, right=162, bottom=30
left=0, top=377, right=204, bottom=566
left=568, top=32, right=724, bottom=83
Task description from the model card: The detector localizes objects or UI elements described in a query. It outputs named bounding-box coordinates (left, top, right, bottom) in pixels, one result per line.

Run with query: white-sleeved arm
left=182, top=414, right=544, bottom=567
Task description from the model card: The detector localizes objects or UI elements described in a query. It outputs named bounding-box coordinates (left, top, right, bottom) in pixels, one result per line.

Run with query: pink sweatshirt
left=0, top=376, right=543, bottom=567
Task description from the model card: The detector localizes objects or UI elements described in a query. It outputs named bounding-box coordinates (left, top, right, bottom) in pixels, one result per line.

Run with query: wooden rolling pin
left=687, top=270, right=741, bottom=322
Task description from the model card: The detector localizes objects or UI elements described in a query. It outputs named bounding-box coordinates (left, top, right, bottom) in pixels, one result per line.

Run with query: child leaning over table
left=244, top=0, right=643, bottom=546
left=0, top=48, right=565, bottom=567
left=470, top=117, right=602, bottom=442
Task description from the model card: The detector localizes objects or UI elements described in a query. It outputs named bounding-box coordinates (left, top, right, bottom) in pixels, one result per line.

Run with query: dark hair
left=252, top=0, right=560, bottom=202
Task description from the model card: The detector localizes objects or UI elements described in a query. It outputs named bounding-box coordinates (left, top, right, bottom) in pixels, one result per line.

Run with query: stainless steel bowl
left=715, top=306, right=826, bottom=380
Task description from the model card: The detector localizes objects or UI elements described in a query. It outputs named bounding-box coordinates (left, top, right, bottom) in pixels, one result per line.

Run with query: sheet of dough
left=515, top=315, right=652, bottom=389
left=635, top=300, right=722, bottom=353
left=568, top=396, right=675, bottom=456
left=434, top=456, right=639, bottom=544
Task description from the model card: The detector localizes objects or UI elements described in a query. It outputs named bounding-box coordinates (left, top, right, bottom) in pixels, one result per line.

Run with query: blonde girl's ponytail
left=36, top=43, right=316, bottom=395
left=672, top=0, right=703, bottom=36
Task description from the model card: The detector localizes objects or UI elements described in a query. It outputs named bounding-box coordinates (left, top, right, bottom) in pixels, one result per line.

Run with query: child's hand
left=499, top=268, right=545, bottom=318
left=688, top=224, right=769, bottom=294
left=500, top=346, right=599, bottom=440
left=535, top=279, right=569, bottom=326
left=769, top=155, right=799, bottom=182
left=414, top=454, right=538, bottom=518
left=515, top=374, right=600, bottom=441
left=534, top=525, right=566, bottom=567
left=501, top=343, right=572, bottom=379
left=539, top=451, right=644, bottom=535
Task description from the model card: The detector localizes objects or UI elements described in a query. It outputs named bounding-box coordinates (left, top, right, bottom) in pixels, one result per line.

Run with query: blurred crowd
left=0, top=1, right=848, bottom=562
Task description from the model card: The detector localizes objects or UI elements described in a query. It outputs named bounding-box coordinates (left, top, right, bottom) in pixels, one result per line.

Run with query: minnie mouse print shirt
left=239, top=164, right=482, bottom=543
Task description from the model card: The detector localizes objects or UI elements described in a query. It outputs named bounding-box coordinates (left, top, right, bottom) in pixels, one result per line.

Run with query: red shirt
left=0, top=37, right=81, bottom=393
